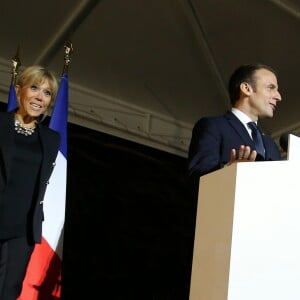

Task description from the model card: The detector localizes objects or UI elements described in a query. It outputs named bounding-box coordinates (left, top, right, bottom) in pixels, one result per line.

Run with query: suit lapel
left=224, top=111, right=253, bottom=145
left=37, top=124, right=50, bottom=184
left=37, top=123, right=59, bottom=186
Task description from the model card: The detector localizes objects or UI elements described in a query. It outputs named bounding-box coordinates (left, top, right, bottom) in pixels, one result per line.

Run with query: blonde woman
left=0, top=65, right=60, bottom=300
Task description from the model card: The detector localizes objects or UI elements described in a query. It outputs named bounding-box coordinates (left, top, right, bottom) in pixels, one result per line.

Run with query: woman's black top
left=0, top=129, right=42, bottom=239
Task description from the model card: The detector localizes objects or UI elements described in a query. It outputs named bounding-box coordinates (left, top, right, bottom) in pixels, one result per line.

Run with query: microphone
left=279, top=132, right=300, bottom=152
left=279, top=133, right=289, bottom=152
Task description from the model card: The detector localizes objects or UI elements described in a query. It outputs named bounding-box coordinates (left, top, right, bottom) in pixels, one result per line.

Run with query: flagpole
left=11, top=45, right=21, bottom=85
left=7, top=46, right=21, bottom=112
left=49, top=40, right=73, bottom=155
left=62, top=40, right=73, bottom=75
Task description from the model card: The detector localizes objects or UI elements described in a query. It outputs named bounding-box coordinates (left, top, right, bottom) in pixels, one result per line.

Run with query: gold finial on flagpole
left=11, top=45, right=21, bottom=85
left=62, top=40, right=73, bottom=75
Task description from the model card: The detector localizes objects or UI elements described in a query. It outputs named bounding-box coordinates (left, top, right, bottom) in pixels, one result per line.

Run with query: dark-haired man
left=188, top=64, right=283, bottom=196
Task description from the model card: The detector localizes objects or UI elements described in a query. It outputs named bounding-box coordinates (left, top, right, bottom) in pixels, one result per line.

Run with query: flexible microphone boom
left=279, top=133, right=289, bottom=152
left=279, top=132, right=300, bottom=153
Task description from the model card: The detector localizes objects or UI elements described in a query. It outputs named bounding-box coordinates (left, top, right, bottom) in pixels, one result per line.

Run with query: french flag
left=7, top=82, right=18, bottom=112
left=18, top=72, right=69, bottom=299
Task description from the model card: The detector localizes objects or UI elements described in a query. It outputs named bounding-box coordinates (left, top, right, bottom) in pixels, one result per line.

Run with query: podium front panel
left=189, top=161, right=300, bottom=300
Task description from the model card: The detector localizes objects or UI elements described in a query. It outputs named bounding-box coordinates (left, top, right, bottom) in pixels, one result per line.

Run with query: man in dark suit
left=188, top=63, right=283, bottom=197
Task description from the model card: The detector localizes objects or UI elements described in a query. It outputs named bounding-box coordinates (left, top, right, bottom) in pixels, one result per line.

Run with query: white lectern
left=189, top=159, right=300, bottom=300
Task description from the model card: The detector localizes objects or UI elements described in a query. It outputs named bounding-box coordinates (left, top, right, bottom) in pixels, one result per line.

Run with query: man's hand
left=227, top=145, right=257, bottom=166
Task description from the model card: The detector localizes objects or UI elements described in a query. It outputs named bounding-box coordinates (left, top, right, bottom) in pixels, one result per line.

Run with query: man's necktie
left=247, top=122, right=265, bottom=158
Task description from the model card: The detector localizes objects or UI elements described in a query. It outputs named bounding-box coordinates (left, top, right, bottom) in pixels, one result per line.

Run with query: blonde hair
left=16, top=65, right=58, bottom=105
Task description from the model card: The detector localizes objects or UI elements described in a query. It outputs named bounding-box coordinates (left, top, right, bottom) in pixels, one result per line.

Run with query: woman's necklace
left=14, top=117, right=37, bottom=136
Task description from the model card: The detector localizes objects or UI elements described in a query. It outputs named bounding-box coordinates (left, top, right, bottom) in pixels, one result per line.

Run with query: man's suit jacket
left=188, top=111, right=282, bottom=183
left=0, top=111, right=60, bottom=243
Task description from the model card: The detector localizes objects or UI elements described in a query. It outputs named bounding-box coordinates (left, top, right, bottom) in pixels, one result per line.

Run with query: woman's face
left=16, top=79, right=53, bottom=118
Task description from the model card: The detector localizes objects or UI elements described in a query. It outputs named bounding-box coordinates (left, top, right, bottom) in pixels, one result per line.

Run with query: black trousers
left=0, top=236, right=34, bottom=300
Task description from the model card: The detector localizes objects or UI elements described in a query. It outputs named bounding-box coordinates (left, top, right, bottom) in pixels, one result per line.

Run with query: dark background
left=61, top=122, right=197, bottom=299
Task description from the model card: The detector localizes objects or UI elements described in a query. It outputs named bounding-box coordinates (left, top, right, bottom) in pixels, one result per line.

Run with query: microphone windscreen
left=279, top=133, right=289, bottom=152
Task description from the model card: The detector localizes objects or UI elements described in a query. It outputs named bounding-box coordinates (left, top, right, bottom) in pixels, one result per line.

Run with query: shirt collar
left=231, top=108, right=256, bottom=125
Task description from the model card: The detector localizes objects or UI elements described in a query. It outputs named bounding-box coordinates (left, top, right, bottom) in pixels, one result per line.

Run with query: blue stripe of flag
left=7, top=84, right=18, bottom=112
left=49, top=73, right=68, bottom=158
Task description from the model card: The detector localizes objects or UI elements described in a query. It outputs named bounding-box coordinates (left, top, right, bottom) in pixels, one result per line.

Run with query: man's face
left=249, top=68, right=282, bottom=118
